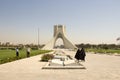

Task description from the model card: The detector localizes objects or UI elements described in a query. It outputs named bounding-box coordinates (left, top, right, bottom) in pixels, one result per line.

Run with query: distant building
left=6, top=42, right=10, bottom=46
left=18, top=44, right=24, bottom=48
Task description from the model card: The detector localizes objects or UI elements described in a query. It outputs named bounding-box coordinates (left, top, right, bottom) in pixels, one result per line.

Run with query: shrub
left=41, top=54, right=54, bottom=62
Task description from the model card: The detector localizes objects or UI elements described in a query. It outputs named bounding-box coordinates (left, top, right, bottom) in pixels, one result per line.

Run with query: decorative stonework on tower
left=42, top=25, right=76, bottom=50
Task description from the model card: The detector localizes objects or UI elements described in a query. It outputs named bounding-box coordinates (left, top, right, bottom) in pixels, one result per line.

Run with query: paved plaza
left=0, top=49, right=120, bottom=80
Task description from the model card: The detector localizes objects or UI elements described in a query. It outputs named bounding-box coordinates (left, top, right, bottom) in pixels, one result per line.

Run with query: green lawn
left=86, top=48, right=120, bottom=54
left=0, top=49, right=52, bottom=64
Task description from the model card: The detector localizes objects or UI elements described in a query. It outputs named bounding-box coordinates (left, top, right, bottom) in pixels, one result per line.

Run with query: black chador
left=75, top=48, right=86, bottom=61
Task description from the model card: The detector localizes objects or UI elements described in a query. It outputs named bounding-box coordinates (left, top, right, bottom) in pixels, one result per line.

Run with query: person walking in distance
left=27, top=47, right=30, bottom=57
left=16, top=47, right=19, bottom=57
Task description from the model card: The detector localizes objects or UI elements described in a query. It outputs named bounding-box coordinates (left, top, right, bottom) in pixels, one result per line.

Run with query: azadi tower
left=42, top=25, right=77, bottom=50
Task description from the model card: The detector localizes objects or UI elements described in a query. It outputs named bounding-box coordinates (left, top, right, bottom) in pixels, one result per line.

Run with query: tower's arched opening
left=54, top=38, right=64, bottom=49
left=42, top=25, right=76, bottom=50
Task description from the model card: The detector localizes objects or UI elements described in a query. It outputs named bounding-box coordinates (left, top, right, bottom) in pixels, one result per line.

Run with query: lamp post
left=38, top=28, right=40, bottom=50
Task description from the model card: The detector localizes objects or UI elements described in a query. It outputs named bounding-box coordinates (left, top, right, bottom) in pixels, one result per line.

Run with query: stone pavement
left=0, top=50, right=120, bottom=80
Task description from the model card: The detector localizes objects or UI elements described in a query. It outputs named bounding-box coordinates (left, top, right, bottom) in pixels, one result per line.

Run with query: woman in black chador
left=80, top=48, right=86, bottom=61
left=75, top=48, right=86, bottom=61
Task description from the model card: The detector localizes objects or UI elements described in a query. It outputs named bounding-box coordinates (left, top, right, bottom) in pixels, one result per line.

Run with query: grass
left=86, top=48, right=120, bottom=54
left=0, top=49, right=52, bottom=64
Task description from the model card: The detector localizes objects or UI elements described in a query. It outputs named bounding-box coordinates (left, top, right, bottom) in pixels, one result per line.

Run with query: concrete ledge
left=42, top=63, right=86, bottom=69
left=42, top=66, right=86, bottom=69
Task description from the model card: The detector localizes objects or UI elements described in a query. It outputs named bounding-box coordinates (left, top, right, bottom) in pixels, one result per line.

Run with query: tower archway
left=54, top=38, right=64, bottom=49
left=42, top=25, right=77, bottom=50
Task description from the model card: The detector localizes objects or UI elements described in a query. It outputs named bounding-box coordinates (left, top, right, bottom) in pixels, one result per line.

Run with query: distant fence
left=0, top=47, right=15, bottom=50
left=0, top=47, right=39, bottom=50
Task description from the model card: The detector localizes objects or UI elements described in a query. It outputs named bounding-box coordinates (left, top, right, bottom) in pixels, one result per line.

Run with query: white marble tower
left=42, top=25, right=76, bottom=50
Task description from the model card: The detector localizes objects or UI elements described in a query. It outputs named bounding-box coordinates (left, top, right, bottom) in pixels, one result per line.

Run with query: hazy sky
left=0, top=0, right=120, bottom=45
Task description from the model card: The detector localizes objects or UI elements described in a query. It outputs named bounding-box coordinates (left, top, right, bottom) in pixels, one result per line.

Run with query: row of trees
left=75, top=43, right=120, bottom=49
left=0, top=43, right=46, bottom=50
left=39, top=44, right=120, bottom=50
left=1, top=43, right=120, bottom=50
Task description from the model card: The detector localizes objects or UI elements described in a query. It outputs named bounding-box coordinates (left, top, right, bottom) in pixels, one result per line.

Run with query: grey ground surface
left=0, top=49, right=120, bottom=80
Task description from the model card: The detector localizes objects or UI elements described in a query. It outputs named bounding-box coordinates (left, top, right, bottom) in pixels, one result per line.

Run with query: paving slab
left=0, top=50, right=120, bottom=80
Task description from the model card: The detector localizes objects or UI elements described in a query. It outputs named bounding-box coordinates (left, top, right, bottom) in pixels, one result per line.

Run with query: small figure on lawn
left=26, top=47, right=31, bottom=57
left=16, top=47, right=19, bottom=57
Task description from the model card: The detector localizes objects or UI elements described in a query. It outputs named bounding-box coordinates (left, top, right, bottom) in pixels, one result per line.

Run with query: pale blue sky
left=0, top=0, right=120, bottom=44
